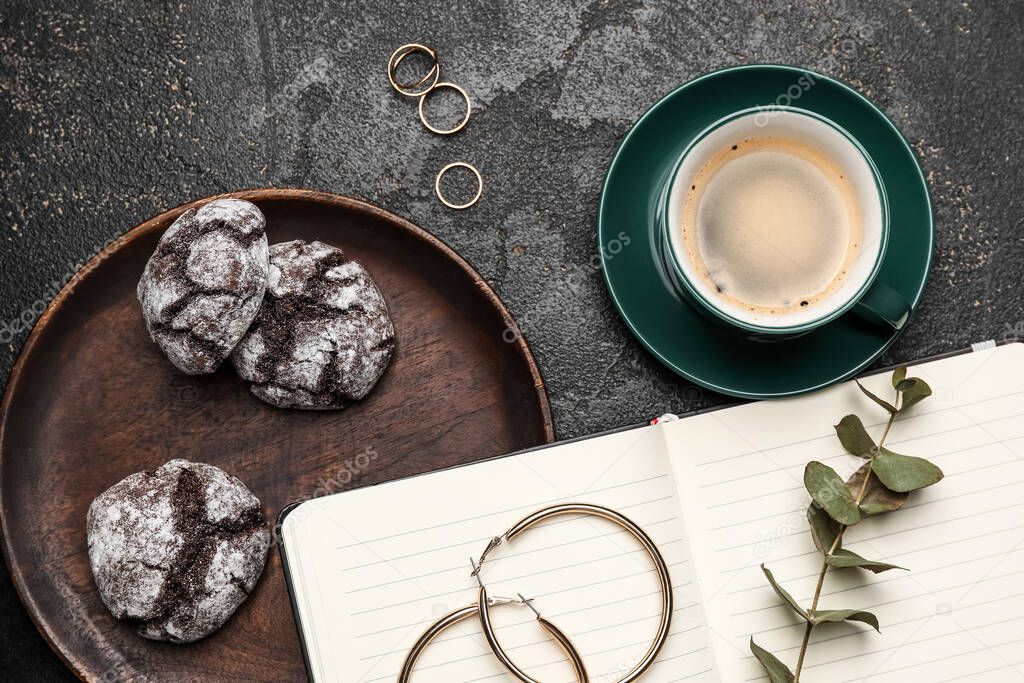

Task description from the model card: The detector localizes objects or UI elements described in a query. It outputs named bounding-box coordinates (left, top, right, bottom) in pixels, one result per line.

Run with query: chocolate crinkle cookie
left=86, top=459, right=270, bottom=643
left=231, top=240, right=395, bottom=410
left=137, top=198, right=269, bottom=375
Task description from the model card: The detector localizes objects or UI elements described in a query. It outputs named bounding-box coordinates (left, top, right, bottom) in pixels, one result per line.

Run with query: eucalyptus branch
left=751, top=369, right=944, bottom=683
left=792, top=402, right=895, bottom=680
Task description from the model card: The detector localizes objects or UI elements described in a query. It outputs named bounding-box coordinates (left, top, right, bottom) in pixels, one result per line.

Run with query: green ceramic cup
left=659, top=105, right=911, bottom=339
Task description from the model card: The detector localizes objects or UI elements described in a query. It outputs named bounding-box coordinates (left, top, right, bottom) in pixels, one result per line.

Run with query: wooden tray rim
left=0, top=187, right=555, bottom=680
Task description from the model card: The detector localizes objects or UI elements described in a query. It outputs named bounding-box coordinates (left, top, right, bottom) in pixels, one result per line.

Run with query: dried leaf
left=896, top=377, right=932, bottom=412
left=807, top=503, right=842, bottom=554
left=826, top=548, right=906, bottom=573
left=872, top=448, right=944, bottom=492
left=856, top=380, right=897, bottom=414
left=805, top=461, right=861, bottom=525
left=834, top=415, right=876, bottom=458
left=760, top=564, right=809, bottom=620
left=750, top=638, right=795, bottom=683
left=891, top=367, right=907, bottom=388
left=810, top=608, right=880, bottom=632
left=846, top=462, right=908, bottom=516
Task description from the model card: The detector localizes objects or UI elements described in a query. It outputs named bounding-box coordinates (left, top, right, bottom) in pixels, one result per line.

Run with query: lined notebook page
left=663, top=342, right=1024, bottom=682
left=281, top=424, right=718, bottom=682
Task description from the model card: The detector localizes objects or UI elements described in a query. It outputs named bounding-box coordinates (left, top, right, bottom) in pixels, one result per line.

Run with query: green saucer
left=598, top=65, right=933, bottom=399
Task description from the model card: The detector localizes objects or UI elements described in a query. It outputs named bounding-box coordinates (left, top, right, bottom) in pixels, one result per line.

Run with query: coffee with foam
left=680, top=136, right=863, bottom=316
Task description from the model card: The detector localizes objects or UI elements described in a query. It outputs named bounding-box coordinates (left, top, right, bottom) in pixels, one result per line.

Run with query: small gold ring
left=387, top=43, right=440, bottom=97
left=392, top=48, right=438, bottom=91
left=435, top=162, right=482, bottom=210
left=418, top=82, right=471, bottom=135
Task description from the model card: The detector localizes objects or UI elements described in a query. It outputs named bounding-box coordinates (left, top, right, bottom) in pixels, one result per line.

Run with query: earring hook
left=470, top=535, right=503, bottom=577
left=517, top=592, right=542, bottom=619
left=469, top=557, right=484, bottom=587
left=471, top=558, right=538, bottom=609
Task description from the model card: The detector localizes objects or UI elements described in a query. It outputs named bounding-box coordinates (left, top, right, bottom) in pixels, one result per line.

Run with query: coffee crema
left=680, top=136, right=864, bottom=315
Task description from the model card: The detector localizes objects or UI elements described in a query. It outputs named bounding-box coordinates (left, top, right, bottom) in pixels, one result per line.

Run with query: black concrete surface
left=1, top=0, right=1022, bottom=679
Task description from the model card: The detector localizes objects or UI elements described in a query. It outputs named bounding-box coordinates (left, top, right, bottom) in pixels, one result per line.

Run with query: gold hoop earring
left=472, top=503, right=673, bottom=683
left=397, top=592, right=588, bottom=683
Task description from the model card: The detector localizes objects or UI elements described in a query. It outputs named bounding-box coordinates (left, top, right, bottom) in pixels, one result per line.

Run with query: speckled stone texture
left=86, top=459, right=270, bottom=644
left=1, top=1, right=1022, bottom=678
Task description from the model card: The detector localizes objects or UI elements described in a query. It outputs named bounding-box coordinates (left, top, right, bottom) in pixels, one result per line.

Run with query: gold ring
left=387, top=43, right=440, bottom=97
left=393, top=50, right=437, bottom=90
left=418, top=81, right=471, bottom=135
left=435, top=162, right=482, bottom=210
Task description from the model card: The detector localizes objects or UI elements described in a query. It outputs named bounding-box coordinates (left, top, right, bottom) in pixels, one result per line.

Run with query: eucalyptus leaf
left=826, top=548, right=906, bottom=573
left=834, top=415, right=876, bottom=458
left=760, top=564, right=809, bottom=620
left=856, top=380, right=897, bottom=414
left=872, top=448, right=944, bottom=492
left=749, top=638, right=795, bottom=683
left=805, top=461, right=861, bottom=525
left=807, top=503, right=842, bottom=554
left=891, top=367, right=907, bottom=388
left=846, top=462, right=908, bottom=516
left=896, top=377, right=932, bottom=411
left=810, top=608, right=880, bottom=632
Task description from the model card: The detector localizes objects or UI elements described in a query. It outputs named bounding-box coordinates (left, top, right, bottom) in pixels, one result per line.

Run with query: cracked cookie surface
left=86, top=459, right=270, bottom=643
left=231, top=239, right=395, bottom=410
left=137, top=198, right=269, bottom=375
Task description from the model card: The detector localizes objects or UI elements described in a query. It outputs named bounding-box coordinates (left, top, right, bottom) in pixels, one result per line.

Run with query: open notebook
left=279, top=341, right=1024, bottom=682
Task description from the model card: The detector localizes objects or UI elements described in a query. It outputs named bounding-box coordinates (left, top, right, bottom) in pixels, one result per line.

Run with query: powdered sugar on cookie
left=231, top=239, right=395, bottom=410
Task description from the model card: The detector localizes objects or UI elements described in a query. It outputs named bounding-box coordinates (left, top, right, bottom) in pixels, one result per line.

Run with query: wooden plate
left=0, top=189, right=554, bottom=682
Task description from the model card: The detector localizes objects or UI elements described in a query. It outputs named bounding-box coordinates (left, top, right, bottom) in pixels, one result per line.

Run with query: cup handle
left=852, top=282, right=911, bottom=331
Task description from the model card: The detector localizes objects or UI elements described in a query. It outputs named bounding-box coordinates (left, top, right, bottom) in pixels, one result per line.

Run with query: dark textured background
left=1, top=0, right=1022, bottom=679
